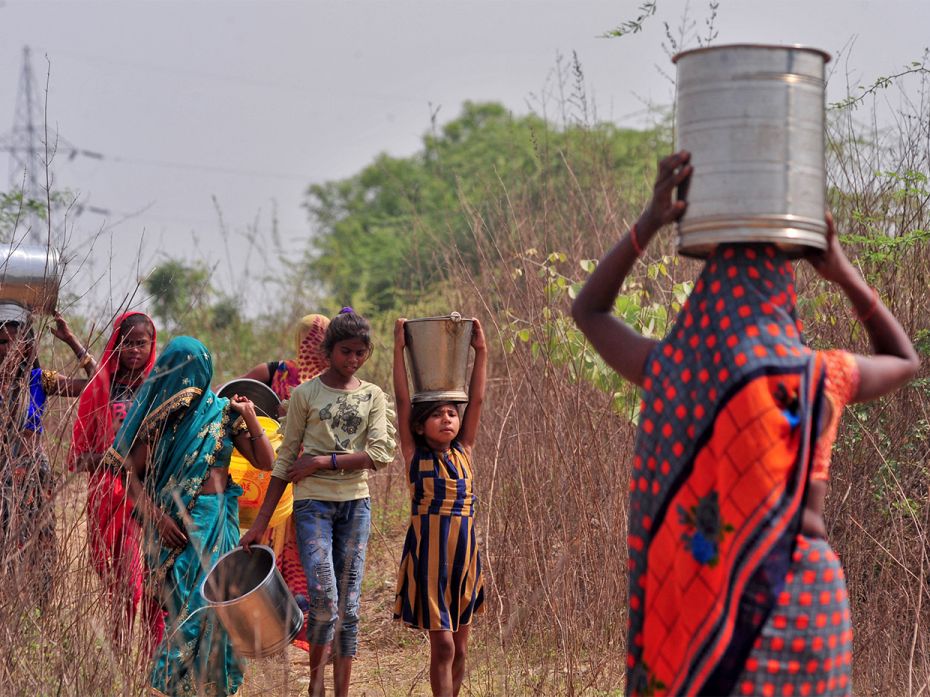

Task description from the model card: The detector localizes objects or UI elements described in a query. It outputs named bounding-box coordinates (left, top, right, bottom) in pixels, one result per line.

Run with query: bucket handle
left=163, top=604, right=211, bottom=644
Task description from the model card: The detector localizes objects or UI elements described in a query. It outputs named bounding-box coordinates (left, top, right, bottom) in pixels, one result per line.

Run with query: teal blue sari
left=104, top=336, right=245, bottom=696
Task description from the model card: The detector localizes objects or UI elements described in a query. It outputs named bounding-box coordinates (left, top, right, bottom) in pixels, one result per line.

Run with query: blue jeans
left=293, top=497, right=371, bottom=657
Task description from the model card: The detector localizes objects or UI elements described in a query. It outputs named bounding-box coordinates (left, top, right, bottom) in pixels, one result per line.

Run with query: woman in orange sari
left=242, top=314, right=330, bottom=408
left=572, top=152, right=920, bottom=696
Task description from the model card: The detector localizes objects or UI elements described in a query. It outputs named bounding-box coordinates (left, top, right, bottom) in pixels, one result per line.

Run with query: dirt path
left=241, top=493, right=450, bottom=697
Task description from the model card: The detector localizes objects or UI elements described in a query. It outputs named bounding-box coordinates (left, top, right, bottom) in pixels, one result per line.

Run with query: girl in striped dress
left=392, top=317, right=487, bottom=697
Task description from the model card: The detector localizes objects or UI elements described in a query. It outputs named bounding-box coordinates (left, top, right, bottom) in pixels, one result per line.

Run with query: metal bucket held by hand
left=200, top=545, right=303, bottom=658
left=404, top=313, right=474, bottom=403
left=673, top=43, right=831, bottom=258
left=0, top=245, right=60, bottom=313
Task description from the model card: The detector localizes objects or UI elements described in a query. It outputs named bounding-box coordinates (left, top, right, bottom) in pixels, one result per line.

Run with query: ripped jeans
left=292, top=497, right=371, bottom=657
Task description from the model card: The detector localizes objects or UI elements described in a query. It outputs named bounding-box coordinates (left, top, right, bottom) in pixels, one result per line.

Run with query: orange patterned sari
left=627, top=245, right=826, bottom=696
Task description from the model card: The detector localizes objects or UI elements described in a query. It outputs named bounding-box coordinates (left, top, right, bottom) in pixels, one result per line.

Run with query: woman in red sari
left=69, top=311, right=164, bottom=652
left=572, top=152, right=920, bottom=696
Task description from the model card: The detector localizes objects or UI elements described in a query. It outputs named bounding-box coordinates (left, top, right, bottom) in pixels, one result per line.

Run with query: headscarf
left=626, top=244, right=825, bottom=696
left=270, top=313, right=330, bottom=399
left=102, top=337, right=234, bottom=529
left=69, top=312, right=156, bottom=468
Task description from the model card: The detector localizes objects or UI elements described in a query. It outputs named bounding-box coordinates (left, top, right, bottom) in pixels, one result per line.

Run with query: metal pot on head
left=200, top=545, right=303, bottom=658
left=673, top=43, right=831, bottom=257
left=0, top=245, right=60, bottom=313
left=404, top=313, right=474, bottom=403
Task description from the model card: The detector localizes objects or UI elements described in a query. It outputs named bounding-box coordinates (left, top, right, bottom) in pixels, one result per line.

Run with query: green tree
left=301, top=101, right=659, bottom=313
left=144, top=259, right=211, bottom=330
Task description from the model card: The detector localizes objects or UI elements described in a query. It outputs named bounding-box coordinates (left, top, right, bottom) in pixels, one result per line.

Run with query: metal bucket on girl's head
left=200, top=545, right=303, bottom=658
left=673, top=43, right=831, bottom=258
left=0, top=245, right=60, bottom=313
left=404, top=312, right=474, bottom=403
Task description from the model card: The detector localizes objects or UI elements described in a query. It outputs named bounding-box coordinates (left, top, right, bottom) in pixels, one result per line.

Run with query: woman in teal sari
left=103, top=337, right=274, bottom=696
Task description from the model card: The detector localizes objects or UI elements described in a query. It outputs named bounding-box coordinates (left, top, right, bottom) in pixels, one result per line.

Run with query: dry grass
left=1, top=72, right=928, bottom=697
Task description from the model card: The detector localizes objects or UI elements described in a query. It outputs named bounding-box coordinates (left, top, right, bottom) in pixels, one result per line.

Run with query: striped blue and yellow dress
left=393, top=441, right=484, bottom=631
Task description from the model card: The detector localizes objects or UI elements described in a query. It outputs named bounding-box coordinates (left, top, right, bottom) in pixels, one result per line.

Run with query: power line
left=103, top=153, right=315, bottom=182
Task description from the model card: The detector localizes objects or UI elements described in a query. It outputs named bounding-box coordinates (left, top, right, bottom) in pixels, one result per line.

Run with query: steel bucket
left=200, top=545, right=303, bottom=658
left=673, top=44, right=831, bottom=257
left=404, top=313, right=474, bottom=403
left=0, top=245, right=60, bottom=313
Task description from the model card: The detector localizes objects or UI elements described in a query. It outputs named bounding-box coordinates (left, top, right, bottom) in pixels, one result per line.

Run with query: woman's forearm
left=572, top=225, right=645, bottom=322
left=838, top=272, right=919, bottom=364
left=251, top=476, right=288, bottom=529
left=125, top=468, right=160, bottom=522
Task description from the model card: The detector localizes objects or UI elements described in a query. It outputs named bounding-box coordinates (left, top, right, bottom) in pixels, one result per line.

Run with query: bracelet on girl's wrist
left=331, top=453, right=338, bottom=470
left=75, top=346, right=87, bottom=360
left=248, top=432, right=264, bottom=441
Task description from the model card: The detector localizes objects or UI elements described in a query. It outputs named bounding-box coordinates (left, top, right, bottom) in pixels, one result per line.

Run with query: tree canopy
left=303, top=101, right=661, bottom=313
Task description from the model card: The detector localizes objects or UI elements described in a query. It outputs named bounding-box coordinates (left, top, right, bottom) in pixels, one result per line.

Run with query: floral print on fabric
left=678, top=491, right=734, bottom=567
left=319, top=392, right=372, bottom=448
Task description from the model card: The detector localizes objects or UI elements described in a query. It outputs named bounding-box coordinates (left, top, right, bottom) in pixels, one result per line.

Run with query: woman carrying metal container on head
left=572, top=147, right=919, bottom=695
left=0, top=302, right=97, bottom=609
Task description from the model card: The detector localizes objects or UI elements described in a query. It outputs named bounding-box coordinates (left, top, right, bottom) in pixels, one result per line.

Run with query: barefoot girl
left=240, top=309, right=395, bottom=697
left=69, top=311, right=164, bottom=653
left=392, top=317, right=486, bottom=697
left=572, top=151, right=920, bottom=696
left=103, top=336, right=274, bottom=696
left=238, top=313, right=331, bottom=651
left=0, top=306, right=96, bottom=607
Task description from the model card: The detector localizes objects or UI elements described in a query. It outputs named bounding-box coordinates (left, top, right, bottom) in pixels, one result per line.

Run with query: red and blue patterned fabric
left=626, top=244, right=833, bottom=696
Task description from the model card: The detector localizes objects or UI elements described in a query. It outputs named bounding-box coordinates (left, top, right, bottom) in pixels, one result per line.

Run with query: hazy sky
left=1, top=0, right=927, bottom=317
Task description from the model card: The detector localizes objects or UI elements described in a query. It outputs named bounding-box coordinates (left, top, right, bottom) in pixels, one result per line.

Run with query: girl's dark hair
left=409, top=400, right=464, bottom=448
left=116, top=313, right=155, bottom=341
left=322, top=311, right=372, bottom=354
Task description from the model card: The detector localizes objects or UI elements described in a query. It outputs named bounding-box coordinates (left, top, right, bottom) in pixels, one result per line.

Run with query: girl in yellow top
left=392, top=317, right=487, bottom=697
left=241, top=309, right=395, bottom=697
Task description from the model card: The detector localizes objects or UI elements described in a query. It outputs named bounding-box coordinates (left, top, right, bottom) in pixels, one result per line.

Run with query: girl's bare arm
left=458, top=319, right=487, bottom=450
left=393, top=318, right=415, bottom=463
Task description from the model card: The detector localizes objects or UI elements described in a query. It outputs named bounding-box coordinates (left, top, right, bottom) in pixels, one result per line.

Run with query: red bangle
left=629, top=224, right=643, bottom=255
left=855, top=286, right=880, bottom=322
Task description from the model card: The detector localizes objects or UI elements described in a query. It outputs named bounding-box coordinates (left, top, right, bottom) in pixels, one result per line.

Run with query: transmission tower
left=0, top=46, right=105, bottom=245
left=0, top=46, right=47, bottom=243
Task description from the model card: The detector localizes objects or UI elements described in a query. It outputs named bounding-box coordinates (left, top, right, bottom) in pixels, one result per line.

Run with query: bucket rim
left=404, top=314, right=474, bottom=324
left=672, top=43, right=831, bottom=65
left=200, top=544, right=277, bottom=607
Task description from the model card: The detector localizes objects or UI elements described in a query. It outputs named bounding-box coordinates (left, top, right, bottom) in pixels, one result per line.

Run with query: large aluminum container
left=0, top=245, right=60, bottom=313
left=673, top=44, right=831, bottom=257
left=404, top=313, right=474, bottom=403
left=200, top=545, right=303, bottom=658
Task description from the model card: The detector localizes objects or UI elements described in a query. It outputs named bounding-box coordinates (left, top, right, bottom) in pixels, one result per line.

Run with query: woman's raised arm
left=572, top=151, right=692, bottom=387
left=806, top=213, right=920, bottom=402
